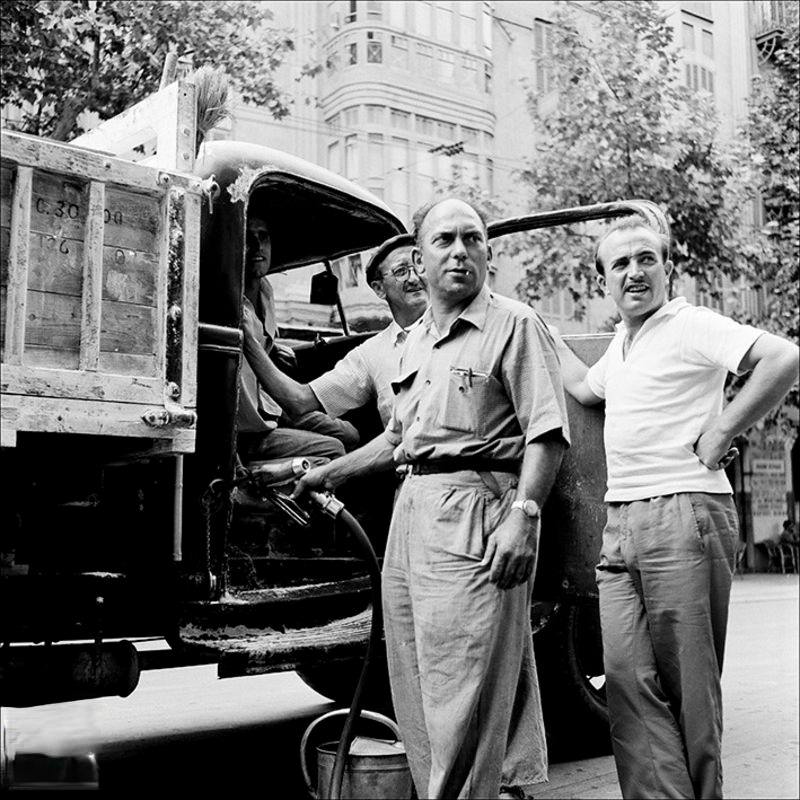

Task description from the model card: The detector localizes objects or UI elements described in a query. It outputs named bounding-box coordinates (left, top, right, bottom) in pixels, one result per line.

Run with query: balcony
left=751, top=0, right=793, bottom=37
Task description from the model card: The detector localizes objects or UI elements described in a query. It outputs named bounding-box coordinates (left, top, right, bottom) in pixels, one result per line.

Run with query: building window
left=328, top=140, right=341, bottom=174
left=460, top=5, right=478, bottom=51
left=682, top=21, right=695, bottom=50
left=389, top=137, right=410, bottom=221
left=388, top=1, right=406, bottom=28
left=390, top=34, right=409, bottom=68
left=368, top=133, right=384, bottom=178
left=702, top=29, right=713, bottom=58
left=484, top=157, right=493, bottom=193
left=461, top=126, right=479, bottom=148
left=326, top=113, right=341, bottom=131
left=345, top=134, right=358, bottom=180
left=390, top=108, right=411, bottom=129
left=416, top=115, right=436, bottom=137
left=344, top=0, right=357, bottom=24
left=437, top=120, right=456, bottom=140
left=461, top=56, right=479, bottom=89
left=533, top=19, right=552, bottom=93
left=328, top=1, right=342, bottom=31
left=416, top=1, right=433, bottom=37
left=484, top=62, right=492, bottom=93
left=367, top=31, right=383, bottom=63
left=365, top=104, right=384, bottom=125
left=346, top=37, right=358, bottom=65
left=343, top=106, right=359, bottom=128
left=437, top=50, right=455, bottom=82
left=417, top=145, right=436, bottom=198
left=366, top=0, right=382, bottom=20
left=435, top=1, right=454, bottom=43
left=482, top=2, right=492, bottom=54
left=417, top=42, right=434, bottom=75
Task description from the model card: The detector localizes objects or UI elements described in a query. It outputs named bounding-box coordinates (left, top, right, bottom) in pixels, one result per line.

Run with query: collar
left=422, top=285, right=492, bottom=335
left=615, top=296, right=690, bottom=333
left=387, top=317, right=420, bottom=346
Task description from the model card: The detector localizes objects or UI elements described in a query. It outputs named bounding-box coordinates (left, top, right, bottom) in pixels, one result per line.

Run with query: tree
left=1, top=0, right=304, bottom=141
left=735, top=5, right=800, bottom=430
left=513, top=1, right=763, bottom=321
left=742, top=5, right=799, bottom=345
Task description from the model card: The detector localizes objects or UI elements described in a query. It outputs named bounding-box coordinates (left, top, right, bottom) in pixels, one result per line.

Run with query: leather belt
left=403, top=459, right=519, bottom=476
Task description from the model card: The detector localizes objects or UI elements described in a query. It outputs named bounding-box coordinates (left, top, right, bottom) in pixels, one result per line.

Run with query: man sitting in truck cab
left=241, top=233, right=427, bottom=430
left=237, top=212, right=360, bottom=464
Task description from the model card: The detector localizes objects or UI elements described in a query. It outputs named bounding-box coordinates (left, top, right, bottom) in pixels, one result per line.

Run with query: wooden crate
left=0, top=129, right=202, bottom=453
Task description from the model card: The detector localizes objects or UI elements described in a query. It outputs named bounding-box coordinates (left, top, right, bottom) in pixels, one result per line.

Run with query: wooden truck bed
left=0, top=129, right=202, bottom=453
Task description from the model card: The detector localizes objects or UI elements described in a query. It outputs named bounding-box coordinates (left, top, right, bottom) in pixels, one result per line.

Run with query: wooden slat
left=3, top=394, right=196, bottom=450
left=181, top=190, right=201, bottom=406
left=80, top=180, right=105, bottom=371
left=1, top=362, right=163, bottom=404
left=154, top=192, right=170, bottom=382
left=5, top=165, right=33, bottom=365
left=1, top=130, right=199, bottom=194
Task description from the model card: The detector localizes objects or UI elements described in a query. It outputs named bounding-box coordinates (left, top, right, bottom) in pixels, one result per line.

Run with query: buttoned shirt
left=586, top=296, right=763, bottom=502
left=310, top=320, right=414, bottom=428
left=384, top=286, right=570, bottom=464
left=238, top=278, right=283, bottom=434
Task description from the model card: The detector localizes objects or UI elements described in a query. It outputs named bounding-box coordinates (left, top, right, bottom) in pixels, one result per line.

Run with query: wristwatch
left=511, top=498, right=541, bottom=518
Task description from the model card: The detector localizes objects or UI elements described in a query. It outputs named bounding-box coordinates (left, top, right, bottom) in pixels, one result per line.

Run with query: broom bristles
left=190, top=65, right=231, bottom=152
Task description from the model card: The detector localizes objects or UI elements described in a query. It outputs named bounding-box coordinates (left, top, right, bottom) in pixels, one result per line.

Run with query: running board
left=177, top=608, right=372, bottom=678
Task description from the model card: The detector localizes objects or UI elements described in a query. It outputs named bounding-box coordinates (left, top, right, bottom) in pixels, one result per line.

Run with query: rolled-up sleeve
left=310, top=346, right=374, bottom=419
left=503, top=314, right=570, bottom=447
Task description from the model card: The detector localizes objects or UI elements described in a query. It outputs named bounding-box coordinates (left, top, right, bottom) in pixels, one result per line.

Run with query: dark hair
left=411, top=196, right=489, bottom=243
left=365, top=233, right=415, bottom=285
left=594, top=216, right=670, bottom=275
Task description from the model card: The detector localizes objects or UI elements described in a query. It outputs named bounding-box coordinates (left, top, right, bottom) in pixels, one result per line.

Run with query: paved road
left=4, top=574, right=798, bottom=797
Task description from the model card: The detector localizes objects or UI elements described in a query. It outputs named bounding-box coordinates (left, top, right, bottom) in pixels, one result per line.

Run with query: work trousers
left=383, top=470, right=548, bottom=799
left=596, top=492, right=739, bottom=800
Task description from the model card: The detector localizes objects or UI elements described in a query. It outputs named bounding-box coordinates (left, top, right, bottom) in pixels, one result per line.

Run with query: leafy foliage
left=1, top=0, right=301, bottom=141
left=740, top=4, right=799, bottom=344
left=513, top=1, right=763, bottom=320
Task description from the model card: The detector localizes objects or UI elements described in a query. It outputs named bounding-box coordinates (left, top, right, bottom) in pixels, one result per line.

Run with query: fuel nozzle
left=308, top=490, right=345, bottom=519
left=249, top=457, right=311, bottom=487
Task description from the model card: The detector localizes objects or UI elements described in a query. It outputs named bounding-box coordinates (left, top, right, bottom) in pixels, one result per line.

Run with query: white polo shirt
left=310, top=319, right=416, bottom=428
left=586, top=297, right=763, bottom=502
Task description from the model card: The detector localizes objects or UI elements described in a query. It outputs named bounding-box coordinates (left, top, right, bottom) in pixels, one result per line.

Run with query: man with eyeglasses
left=243, top=233, right=428, bottom=430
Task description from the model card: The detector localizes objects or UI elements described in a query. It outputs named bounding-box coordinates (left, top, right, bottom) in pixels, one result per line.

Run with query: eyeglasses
left=383, top=264, right=416, bottom=282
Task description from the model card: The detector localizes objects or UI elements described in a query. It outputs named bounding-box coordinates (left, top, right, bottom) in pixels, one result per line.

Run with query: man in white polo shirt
left=553, top=216, right=799, bottom=799
left=243, top=233, right=427, bottom=430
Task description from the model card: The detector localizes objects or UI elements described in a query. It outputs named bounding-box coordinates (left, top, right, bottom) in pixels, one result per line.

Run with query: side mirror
left=310, top=270, right=339, bottom=305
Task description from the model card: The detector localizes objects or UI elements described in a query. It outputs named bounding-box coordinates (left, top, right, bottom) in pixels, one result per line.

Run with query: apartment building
left=213, top=1, right=787, bottom=334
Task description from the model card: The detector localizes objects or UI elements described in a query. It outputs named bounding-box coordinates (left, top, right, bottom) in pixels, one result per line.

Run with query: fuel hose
left=308, top=492, right=383, bottom=800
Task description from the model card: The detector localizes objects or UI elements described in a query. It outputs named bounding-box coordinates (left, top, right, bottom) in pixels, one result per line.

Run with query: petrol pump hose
left=307, top=491, right=383, bottom=800
left=244, top=459, right=385, bottom=800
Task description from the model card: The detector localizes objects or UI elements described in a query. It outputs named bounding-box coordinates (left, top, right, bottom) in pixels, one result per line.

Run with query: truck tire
left=534, top=600, right=611, bottom=757
left=296, top=651, right=394, bottom=714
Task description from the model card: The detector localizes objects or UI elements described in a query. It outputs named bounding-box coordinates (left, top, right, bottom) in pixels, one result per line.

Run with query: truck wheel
left=534, top=601, right=611, bottom=757
left=296, top=651, right=394, bottom=714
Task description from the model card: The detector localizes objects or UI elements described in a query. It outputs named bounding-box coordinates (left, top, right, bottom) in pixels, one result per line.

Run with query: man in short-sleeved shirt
left=554, top=216, right=799, bottom=799
left=244, top=234, right=427, bottom=430
left=294, top=198, right=569, bottom=799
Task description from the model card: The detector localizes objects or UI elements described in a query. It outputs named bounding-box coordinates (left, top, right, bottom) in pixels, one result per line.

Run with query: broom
left=190, top=65, right=231, bottom=156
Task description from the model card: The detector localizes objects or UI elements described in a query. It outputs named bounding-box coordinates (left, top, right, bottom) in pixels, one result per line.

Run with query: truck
left=0, top=75, right=669, bottom=773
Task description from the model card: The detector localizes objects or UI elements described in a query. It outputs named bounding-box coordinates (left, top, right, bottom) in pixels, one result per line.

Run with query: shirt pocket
left=440, top=366, right=493, bottom=436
